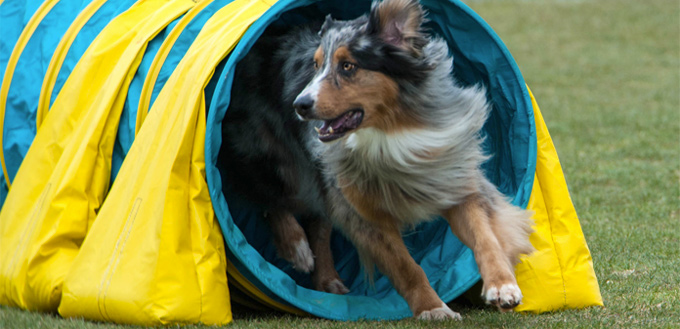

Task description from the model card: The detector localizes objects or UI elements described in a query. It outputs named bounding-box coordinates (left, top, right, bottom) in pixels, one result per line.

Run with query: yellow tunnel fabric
left=58, top=0, right=277, bottom=325
left=516, top=88, right=603, bottom=312
left=0, top=0, right=195, bottom=311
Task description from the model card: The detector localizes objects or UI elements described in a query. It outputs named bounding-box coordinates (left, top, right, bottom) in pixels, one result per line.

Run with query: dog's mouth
left=315, top=109, right=364, bottom=143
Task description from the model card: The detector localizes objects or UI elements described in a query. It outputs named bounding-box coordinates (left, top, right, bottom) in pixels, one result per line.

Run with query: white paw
left=417, top=303, right=462, bottom=320
left=484, top=283, right=522, bottom=310
left=324, top=278, right=349, bottom=295
left=291, top=239, right=314, bottom=273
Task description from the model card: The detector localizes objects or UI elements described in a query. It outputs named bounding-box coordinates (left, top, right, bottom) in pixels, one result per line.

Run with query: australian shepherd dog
left=217, top=24, right=349, bottom=294
left=292, top=0, right=534, bottom=320
left=219, top=0, right=533, bottom=320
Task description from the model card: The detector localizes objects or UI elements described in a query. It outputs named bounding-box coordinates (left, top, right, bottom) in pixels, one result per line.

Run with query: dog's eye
left=342, top=62, right=356, bottom=72
left=313, top=60, right=319, bottom=70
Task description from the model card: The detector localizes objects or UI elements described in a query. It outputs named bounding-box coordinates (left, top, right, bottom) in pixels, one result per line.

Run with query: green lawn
left=1, top=0, right=678, bottom=328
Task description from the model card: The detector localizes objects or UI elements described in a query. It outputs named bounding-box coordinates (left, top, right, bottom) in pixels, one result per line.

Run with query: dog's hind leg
left=305, top=216, right=349, bottom=294
left=444, top=192, right=530, bottom=311
left=266, top=209, right=314, bottom=273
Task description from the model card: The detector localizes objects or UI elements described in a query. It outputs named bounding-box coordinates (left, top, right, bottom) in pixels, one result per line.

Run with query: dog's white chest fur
left=327, top=126, right=486, bottom=224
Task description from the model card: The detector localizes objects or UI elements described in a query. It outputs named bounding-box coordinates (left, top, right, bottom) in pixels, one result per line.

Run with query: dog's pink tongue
left=331, top=114, right=349, bottom=130
left=320, top=114, right=348, bottom=134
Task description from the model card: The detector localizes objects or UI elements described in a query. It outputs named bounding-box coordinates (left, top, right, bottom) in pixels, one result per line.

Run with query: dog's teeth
left=314, top=126, right=320, bottom=133
left=329, top=127, right=334, bottom=134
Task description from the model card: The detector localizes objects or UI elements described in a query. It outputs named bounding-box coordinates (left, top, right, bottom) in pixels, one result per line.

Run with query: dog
left=293, top=0, right=534, bottom=320
left=216, top=24, right=348, bottom=295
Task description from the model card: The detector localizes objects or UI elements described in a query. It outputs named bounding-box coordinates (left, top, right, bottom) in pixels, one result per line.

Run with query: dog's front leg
left=326, top=188, right=460, bottom=320
left=304, top=216, right=349, bottom=294
left=266, top=209, right=314, bottom=273
left=444, top=194, right=523, bottom=311
left=362, top=222, right=459, bottom=320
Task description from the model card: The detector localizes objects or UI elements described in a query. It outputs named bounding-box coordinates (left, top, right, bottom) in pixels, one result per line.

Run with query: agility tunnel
left=0, top=0, right=603, bottom=325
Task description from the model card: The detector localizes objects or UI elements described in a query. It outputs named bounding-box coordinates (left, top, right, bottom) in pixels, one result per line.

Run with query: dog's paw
left=322, top=278, right=350, bottom=295
left=290, top=239, right=315, bottom=273
left=313, top=272, right=349, bottom=294
left=483, top=283, right=522, bottom=311
left=416, top=303, right=462, bottom=321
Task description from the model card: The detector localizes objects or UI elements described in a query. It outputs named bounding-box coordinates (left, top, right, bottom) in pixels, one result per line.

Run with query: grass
left=1, top=0, right=679, bottom=328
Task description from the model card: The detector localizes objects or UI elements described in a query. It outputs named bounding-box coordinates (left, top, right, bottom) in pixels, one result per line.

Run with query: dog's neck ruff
left=318, top=38, right=492, bottom=225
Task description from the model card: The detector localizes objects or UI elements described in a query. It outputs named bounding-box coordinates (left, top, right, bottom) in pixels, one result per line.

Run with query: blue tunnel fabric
left=204, top=0, right=536, bottom=320
left=2, top=0, right=94, bottom=187
left=0, top=0, right=43, bottom=81
left=0, top=0, right=43, bottom=205
left=0, top=0, right=45, bottom=212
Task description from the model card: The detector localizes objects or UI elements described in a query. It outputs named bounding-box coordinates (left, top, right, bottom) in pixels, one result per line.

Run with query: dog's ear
left=319, top=14, right=334, bottom=36
left=367, top=0, right=427, bottom=55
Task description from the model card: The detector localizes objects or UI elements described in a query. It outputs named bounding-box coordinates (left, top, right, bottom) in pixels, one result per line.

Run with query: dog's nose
left=293, top=94, right=315, bottom=118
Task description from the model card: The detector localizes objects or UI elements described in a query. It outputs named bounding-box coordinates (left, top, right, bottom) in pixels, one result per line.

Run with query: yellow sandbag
left=58, top=0, right=276, bottom=325
left=0, top=0, right=194, bottom=311
left=516, top=88, right=604, bottom=312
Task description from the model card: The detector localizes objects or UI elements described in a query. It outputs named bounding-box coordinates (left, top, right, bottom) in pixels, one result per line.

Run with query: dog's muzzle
left=293, top=94, right=315, bottom=119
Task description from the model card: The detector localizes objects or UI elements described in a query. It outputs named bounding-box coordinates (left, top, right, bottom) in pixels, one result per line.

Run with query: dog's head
left=294, top=0, right=432, bottom=142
